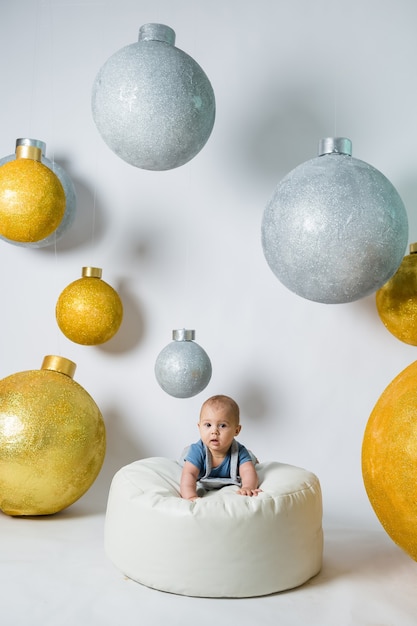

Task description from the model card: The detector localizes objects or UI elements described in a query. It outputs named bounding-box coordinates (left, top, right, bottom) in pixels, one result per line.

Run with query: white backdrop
left=1, top=0, right=417, bottom=531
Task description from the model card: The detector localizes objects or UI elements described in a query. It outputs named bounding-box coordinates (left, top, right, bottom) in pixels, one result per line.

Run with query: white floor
left=1, top=489, right=417, bottom=626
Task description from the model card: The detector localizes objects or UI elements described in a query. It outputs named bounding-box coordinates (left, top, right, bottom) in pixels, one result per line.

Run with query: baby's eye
left=204, top=423, right=211, bottom=428
left=219, top=423, right=227, bottom=429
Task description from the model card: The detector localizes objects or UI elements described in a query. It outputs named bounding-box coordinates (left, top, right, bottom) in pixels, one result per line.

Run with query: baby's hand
left=236, top=488, right=262, bottom=497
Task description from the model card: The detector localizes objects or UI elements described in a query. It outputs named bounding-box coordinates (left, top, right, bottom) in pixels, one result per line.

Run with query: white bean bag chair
left=104, top=457, right=323, bottom=598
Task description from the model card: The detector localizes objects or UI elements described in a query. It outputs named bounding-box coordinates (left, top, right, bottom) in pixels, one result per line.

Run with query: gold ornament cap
left=15, top=144, right=42, bottom=162
left=409, top=243, right=417, bottom=254
left=16, top=138, right=46, bottom=155
left=41, top=355, right=76, bottom=378
left=82, top=266, right=102, bottom=278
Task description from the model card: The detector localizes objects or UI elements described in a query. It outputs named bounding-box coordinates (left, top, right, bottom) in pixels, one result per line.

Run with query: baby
left=180, top=394, right=261, bottom=501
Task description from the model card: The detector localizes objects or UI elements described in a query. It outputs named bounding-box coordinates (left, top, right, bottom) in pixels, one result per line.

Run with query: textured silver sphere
left=261, top=137, right=408, bottom=304
left=0, top=138, right=76, bottom=248
left=155, top=329, right=212, bottom=398
left=91, top=23, right=216, bottom=171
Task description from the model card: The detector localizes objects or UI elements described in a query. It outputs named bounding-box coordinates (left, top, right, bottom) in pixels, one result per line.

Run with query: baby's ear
left=235, top=424, right=242, bottom=435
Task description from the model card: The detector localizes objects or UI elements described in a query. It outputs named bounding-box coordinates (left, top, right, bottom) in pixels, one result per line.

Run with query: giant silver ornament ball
left=261, top=137, right=408, bottom=304
left=0, top=138, right=76, bottom=248
left=155, top=329, right=212, bottom=399
left=91, top=23, right=216, bottom=171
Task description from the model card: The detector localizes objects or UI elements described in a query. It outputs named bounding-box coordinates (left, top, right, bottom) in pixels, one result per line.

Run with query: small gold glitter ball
left=376, top=245, right=417, bottom=345
left=56, top=267, right=123, bottom=345
left=0, top=356, right=106, bottom=516
left=0, top=149, right=66, bottom=242
left=362, top=360, right=417, bottom=561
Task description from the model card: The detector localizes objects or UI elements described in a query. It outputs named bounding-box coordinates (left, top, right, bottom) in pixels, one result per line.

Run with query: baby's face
left=198, top=405, right=241, bottom=456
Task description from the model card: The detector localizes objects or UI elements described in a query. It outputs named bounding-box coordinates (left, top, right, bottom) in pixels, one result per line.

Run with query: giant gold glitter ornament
left=376, top=244, right=417, bottom=345
left=155, top=329, right=212, bottom=398
left=0, top=355, right=106, bottom=516
left=91, top=23, right=215, bottom=170
left=0, top=143, right=66, bottom=242
left=0, top=138, right=76, bottom=248
left=56, top=267, right=123, bottom=345
left=261, top=137, right=408, bottom=304
left=362, top=360, right=417, bottom=561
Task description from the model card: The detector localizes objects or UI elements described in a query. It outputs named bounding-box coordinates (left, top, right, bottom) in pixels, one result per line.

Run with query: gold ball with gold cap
left=362, top=359, right=417, bottom=561
left=56, top=267, right=123, bottom=345
left=0, top=355, right=106, bottom=516
left=376, top=243, right=417, bottom=345
left=0, top=144, right=66, bottom=242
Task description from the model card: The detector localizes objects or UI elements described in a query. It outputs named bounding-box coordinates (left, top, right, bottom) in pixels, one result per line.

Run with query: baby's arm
left=180, top=461, right=201, bottom=501
left=237, top=460, right=262, bottom=496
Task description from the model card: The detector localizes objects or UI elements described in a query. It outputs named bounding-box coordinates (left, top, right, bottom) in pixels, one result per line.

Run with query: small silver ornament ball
left=261, top=137, right=408, bottom=304
left=91, top=23, right=216, bottom=171
left=0, top=138, right=76, bottom=248
left=155, top=329, right=212, bottom=399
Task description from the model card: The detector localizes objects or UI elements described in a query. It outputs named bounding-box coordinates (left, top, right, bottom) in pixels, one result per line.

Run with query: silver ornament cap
left=155, top=329, right=212, bottom=398
left=261, top=137, right=408, bottom=304
left=91, top=23, right=216, bottom=171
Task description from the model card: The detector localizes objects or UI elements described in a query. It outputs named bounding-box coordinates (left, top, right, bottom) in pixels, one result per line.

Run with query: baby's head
left=198, top=395, right=241, bottom=453
left=199, top=394, right=240, bottom=425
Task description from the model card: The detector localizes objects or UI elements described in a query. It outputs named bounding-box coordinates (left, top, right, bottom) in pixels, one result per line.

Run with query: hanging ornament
left=56, top=267, right=123, bottom=345
left=362, top=360, right=417, bottom=561
left=0, top=142, right=66, bottom=243
left=0, top=138, right=76, bottom=248
left=91, top=23, right=216, bottom=171
left=261, top=137, right=408, bottom=304
left=375, top=243, right=417, bottom=345
left=155, top=329, right=212, bottom=398
left=0, top=355, right=106, bottom=516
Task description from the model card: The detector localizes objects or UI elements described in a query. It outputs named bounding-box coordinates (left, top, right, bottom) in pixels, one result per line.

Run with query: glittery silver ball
left=91, top=23, right=216, bottom=171
left=0, top=139, right=76, bottom=249
left=261, top=138, right=408, bottom=304
left=155, top=330, right=212, bottom=399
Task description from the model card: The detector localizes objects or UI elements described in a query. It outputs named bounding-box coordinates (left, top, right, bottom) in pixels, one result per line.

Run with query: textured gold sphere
left=376, top=248, right=417, bottom=345
left=0, top=157, right=66, bottom=242
left=362, top=360, right=417, bottom=560
left=56, top=268, right=123, bottom=345
left=0, top=356, right=106, bottom=516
